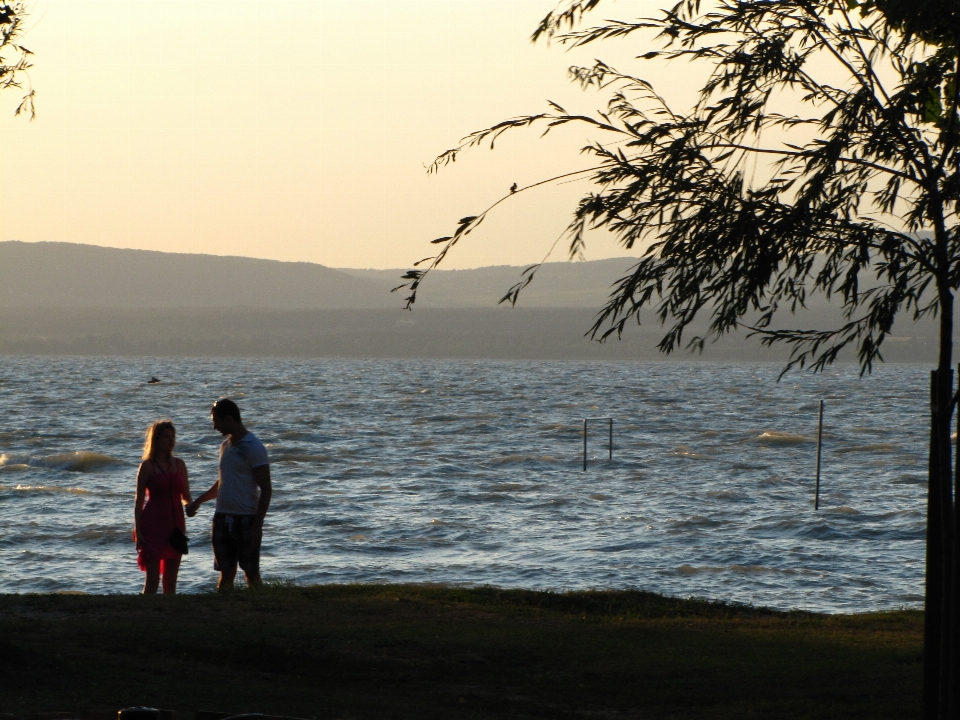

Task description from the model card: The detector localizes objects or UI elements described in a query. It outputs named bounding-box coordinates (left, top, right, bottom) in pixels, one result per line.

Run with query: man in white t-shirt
left=186, top=398, right=272, bottom=592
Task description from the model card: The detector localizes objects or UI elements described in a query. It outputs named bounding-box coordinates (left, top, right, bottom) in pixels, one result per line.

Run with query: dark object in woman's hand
left=169, top=527, right=189, bottom=555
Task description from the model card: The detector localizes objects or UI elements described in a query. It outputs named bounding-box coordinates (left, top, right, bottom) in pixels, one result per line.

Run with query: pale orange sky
left=1, top=0, right=702, bottom=269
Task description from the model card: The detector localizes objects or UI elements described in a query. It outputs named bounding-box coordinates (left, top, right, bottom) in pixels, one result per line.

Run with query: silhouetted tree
left=0, top=2, right=34, bottom=118
left=396, top=1, right=960, bottom=716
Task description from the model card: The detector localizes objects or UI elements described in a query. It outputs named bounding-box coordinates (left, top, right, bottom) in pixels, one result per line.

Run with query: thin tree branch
left=704, top=142, right=918, bottom=183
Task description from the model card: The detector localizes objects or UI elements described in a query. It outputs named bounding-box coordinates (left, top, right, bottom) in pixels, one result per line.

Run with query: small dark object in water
left=147, top=377, right=160, bottom=384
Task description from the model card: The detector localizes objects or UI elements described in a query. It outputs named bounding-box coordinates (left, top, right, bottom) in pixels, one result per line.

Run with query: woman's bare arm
left=177, top=457, right=193, bottom=505
left=133, top=461, right=151, bottom=549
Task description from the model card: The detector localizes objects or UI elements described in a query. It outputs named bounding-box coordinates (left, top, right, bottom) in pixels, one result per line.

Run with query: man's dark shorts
left=211, top=512, right=260, bottom=574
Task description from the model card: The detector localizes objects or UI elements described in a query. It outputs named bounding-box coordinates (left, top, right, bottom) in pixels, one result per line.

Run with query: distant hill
left=0, top=241, right=635, bottom=309
left=0, top=241, right=389, bottom=309
left=340, top=259, right=640, bottom=308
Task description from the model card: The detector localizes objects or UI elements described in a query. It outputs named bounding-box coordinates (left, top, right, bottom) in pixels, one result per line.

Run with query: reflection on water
left=0, top=356, right=930, bottom=611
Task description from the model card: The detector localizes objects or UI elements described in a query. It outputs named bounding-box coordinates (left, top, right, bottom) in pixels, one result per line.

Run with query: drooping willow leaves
left=396, top=0, right=959, bottom=376
left=0, top=2, right=35, bottom=118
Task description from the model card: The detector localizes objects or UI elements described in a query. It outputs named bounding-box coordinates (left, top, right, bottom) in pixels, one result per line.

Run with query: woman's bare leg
left=143, top=561, right=161, bottom=594
left=161, top=557, right=181, bottom=595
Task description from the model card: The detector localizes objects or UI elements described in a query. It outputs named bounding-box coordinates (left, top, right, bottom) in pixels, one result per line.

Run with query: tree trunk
left=926, top=370, right=945, bottom=720
left=926, top=265, right=956, bottom=718
left=938, top=368, right=954, bottom=718
left=951, top=379, right=960, bottom=720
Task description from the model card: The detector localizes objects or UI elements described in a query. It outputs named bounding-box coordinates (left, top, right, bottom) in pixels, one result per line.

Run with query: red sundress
left=137, top=463, right=187, bottom=570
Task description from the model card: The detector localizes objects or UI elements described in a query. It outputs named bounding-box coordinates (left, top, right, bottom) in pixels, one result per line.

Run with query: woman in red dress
left=134, top=419, right=193, bottom=594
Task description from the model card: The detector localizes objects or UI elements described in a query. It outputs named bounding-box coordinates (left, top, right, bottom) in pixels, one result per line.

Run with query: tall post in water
left=815, top=400, right=824, bottom=510
left=583, top=419, right=588, bottom=471
left=608, top=418, right=613, bottom=461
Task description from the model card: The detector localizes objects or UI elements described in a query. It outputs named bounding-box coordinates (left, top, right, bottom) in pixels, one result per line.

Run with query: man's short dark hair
left=211, top=398, right=242, bottom=422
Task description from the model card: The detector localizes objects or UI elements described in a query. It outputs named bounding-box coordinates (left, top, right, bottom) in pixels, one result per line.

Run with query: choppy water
left=0, top=356, right=931, bottom=611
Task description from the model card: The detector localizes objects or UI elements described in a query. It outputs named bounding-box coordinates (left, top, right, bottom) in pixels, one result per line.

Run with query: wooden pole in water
left=609, top=418, right=613, bottom=461
left=814, top=400, right=824, bottom=510
left=583, top=419, right=588, bottom=471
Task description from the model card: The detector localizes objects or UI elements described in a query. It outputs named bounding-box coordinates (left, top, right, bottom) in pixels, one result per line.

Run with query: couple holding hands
left=133, top=398, right=272, bottom=594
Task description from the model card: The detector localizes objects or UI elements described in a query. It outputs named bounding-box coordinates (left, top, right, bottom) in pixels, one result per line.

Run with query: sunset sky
left=0, top=0, right=701, bottom=269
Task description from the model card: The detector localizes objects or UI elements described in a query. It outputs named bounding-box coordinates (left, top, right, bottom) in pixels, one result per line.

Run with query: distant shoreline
left=0, top=306, right=942, bottom=363
left=1, top=241, right=943, bottom=363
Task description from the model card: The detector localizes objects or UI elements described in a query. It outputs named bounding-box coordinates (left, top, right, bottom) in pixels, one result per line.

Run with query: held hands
left=185, top=500, right=198, bottom=518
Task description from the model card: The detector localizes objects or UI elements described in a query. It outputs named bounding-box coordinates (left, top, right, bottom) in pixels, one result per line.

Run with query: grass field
left=0, top=584, right=922, bottom=719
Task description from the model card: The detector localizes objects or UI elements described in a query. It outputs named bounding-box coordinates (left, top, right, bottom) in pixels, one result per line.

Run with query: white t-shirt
left=215, top=431, right=269, bottom=515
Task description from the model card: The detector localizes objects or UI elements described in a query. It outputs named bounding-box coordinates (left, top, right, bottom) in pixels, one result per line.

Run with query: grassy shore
left=1, top=584, right=921, bottom=719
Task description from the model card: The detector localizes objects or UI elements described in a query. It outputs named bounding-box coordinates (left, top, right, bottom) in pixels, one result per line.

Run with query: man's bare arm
left=186, top=482, right=219, bottom=517
left=252, top=465, right=272, bottom=526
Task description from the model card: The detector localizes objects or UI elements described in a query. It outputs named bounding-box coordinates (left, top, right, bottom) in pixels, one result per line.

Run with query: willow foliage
left=398, top=0, right=960, bottom=376
left=0, top=2, right=33, bottom=118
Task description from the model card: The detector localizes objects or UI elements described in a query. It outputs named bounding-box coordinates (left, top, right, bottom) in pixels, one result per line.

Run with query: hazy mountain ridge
left=340, top=259, right=641, bottom=308
left=0, top=240, right=902, bottom=312
left=0, top=241, right=388, bottom=309
left=0, top=241, right=637, bottom=309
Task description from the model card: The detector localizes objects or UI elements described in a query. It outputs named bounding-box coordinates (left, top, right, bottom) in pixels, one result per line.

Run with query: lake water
left=0, top=356, right=930, bottom=612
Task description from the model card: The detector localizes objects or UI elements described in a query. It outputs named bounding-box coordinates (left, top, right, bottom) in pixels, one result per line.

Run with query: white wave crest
left=7, top=484, right=93, bottom=495
left=755, top=431, right=811, bottom=446
left=1, top=451, right=126, bottom=473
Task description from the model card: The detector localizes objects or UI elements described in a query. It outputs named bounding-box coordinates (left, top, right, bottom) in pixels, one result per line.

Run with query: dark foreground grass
left=0, top=584, right=921, bottom=719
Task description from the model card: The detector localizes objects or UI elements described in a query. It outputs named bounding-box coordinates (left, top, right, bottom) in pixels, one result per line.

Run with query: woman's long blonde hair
left=142, top=419, right=176, bottom=460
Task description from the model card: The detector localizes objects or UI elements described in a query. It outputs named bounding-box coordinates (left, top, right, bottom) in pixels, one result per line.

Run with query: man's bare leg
left=244, top=569, right=262, bottom=588
left=217, top=565, right=237, bottom=593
